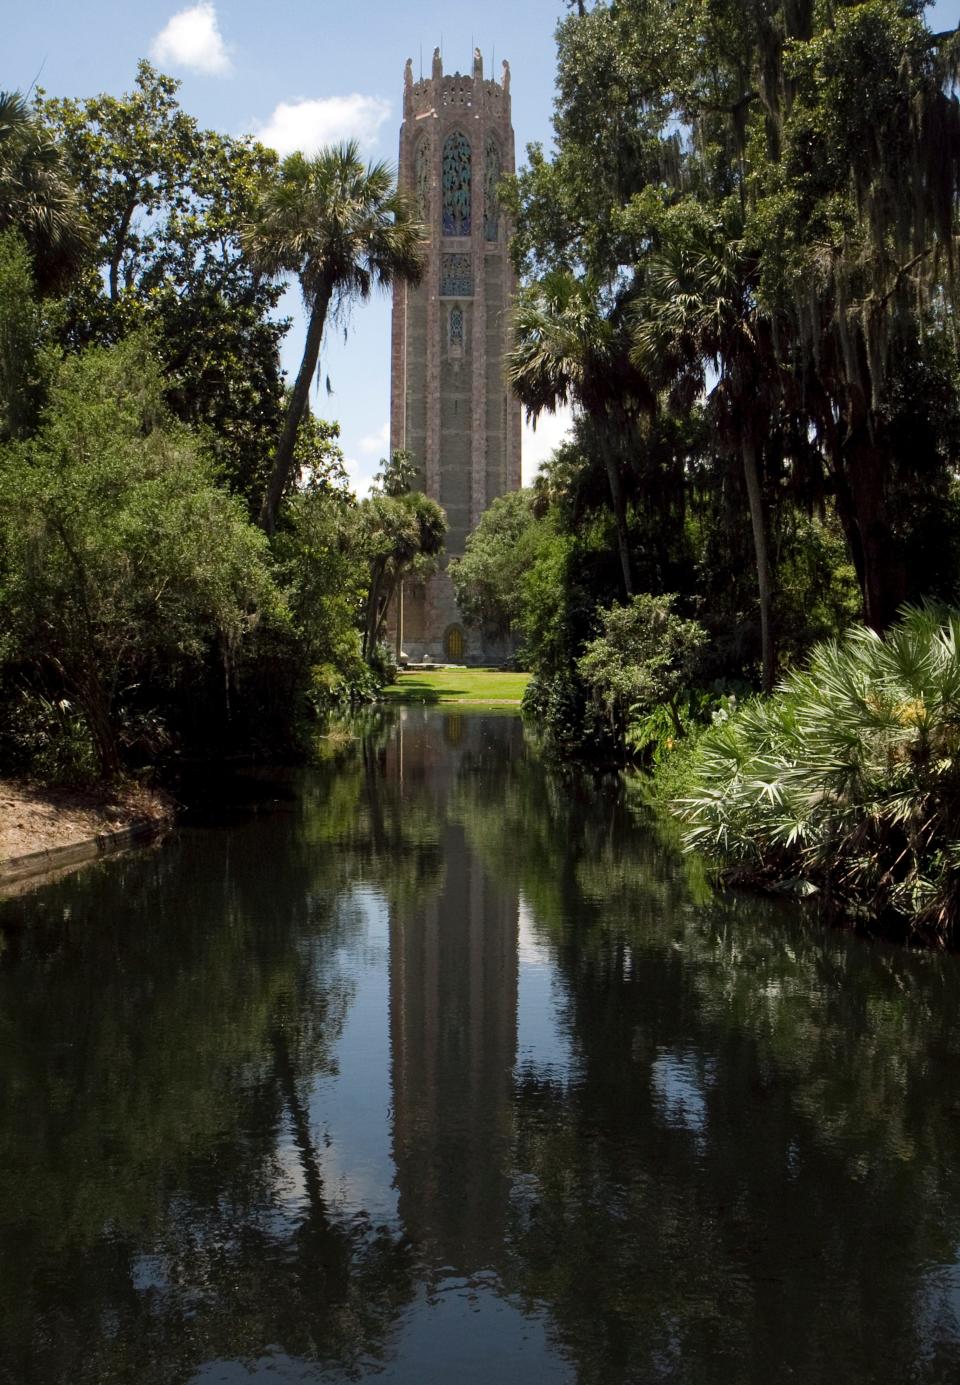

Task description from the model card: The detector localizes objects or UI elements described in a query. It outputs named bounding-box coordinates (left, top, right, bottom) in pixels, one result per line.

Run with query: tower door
left=444, top=624, right=466, bottom=660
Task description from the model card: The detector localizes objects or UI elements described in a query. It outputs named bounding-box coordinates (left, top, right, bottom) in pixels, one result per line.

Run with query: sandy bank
left=0, top=779, right=173, bottom=877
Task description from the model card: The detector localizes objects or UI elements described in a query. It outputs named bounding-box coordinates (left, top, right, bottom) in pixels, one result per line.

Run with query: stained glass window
left=414, top=137, right=430, bottom=222
left=442, top=131, right=471, bottom=236
left=449, top=306, right=464, bottom=350
left=441, top=253, right=472, bottom=297
left=484, top=137, right=501, bottom=242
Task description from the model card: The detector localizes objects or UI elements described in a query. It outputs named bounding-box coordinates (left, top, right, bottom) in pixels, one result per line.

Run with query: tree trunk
left=363, top=561, right=386, bottom=661
left=603, top=450, right=634, bottom=599
left=741, top=437, right=775, bottom=694
left=74, top=673, right=121, bottom=780
left=271, top=1027, right=328, bottom=1229
left=374, top=573, right=400, bottom=648
left=109, top=191, right=139, bottom=303
left=844, top=433, right=903, bottom=632
left=812, top=387, right=878, bottom=626
left=259, top=280, right=333, bottom=535
left=832, top=468, right=867, bottom=604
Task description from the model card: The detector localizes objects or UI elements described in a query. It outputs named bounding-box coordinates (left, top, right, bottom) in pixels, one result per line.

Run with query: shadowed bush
left=679, top=606, right=960, bottom=943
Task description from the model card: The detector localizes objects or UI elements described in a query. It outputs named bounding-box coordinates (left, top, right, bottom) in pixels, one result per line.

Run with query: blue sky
left=9, top=1, right=958, bottom=494
left=9, top=0, right=573, bottom=493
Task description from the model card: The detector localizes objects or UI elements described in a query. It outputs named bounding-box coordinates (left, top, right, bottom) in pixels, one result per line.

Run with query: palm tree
left=360, top=490, right=446, bottom=660
left=508, top=271, right=654, bottom=598
left=0, top=90, right=90, bottom=291
left=246, top=142, right=426, bottom=535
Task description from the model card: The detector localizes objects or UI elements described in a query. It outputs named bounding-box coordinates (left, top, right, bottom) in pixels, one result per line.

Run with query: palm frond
left=678, top=605, right=960, bottom=940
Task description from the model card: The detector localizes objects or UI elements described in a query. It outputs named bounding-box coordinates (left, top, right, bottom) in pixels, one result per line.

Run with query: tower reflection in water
left=383, top=710, right=521, bottom=1276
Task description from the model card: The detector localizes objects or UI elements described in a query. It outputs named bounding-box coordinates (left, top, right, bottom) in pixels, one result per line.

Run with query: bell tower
left=389, top=48, right=522, bottom=664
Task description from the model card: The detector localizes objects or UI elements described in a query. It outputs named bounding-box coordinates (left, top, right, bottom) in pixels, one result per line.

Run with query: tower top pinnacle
left=401, top=49, right=511, bottom=123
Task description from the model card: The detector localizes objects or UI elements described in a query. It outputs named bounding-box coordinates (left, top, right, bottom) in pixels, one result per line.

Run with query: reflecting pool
left=2, top=710, right=960, bottom=1383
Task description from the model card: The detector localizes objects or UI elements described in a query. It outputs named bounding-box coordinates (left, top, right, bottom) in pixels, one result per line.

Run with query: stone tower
left=389, top=49, right=522, bottom=664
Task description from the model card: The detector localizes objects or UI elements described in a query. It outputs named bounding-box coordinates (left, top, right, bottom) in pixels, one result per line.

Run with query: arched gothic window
left=442, top=131, right=471, bottom=236
left=484, top=137, right=501, bottom=242
left=414, top=137, right=431, bottom=223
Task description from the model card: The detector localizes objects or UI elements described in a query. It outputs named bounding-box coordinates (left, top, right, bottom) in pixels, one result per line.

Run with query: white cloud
left=359, top=422, right=390, bottom=455
left=345, top=424, right=389, bottom=497
left=522, top=404, right=574, bottom=485
left=343, top=454, right=381, bottom=500
left=150, top=2, right=231, bottom=76
left=254, top=95, right=391, bottom=158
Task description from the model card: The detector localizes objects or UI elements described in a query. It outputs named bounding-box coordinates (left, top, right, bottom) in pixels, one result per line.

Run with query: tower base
left=387, top=569, right=515, bottom=667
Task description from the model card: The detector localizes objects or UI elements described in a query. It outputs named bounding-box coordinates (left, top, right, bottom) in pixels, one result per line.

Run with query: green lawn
left=380, top=667, right=530, bottom=706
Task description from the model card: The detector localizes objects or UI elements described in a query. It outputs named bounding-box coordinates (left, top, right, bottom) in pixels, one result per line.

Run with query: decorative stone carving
left=414, top=136, right=431, bottom=222
left=442, top=131, right=471, bottom=236
left=449, top=306, right=464, bottom=356
left=441, top=253, right=472, bottom=297
left=484, top=136, right=501, bottom=242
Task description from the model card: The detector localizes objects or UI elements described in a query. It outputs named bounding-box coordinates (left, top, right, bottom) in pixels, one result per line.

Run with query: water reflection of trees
left=306, top=709, right=447, bottom=912
left=452, top=739, right=960, bottom=1384
left=0, top=787, right=415, bottom=1385
left=4, top=716, right=960, bottom=1382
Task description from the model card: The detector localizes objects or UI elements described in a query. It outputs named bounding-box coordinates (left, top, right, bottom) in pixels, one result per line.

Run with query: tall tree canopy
left=507, top=0, right=960, bottom=689
left=0, top=90, right=90, bottom=292
left=43, top=62, right=288, bottom=508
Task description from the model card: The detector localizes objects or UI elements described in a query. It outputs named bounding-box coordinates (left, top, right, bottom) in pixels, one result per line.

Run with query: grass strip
left=380, top=668, right=530, bottom=706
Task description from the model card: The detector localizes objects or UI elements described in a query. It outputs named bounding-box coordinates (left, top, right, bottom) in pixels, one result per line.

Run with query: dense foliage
left=0, top=336, right=279, bottom=777
left=446, top=0, right=960, bottom=933
left=42, top=63, right=289, bottom=510
left=578, top=594, right=708, bottom=739
left=469, top=0, right=960, bottom=729
left=680, top=606, right=960, bottom=943
left=0, top=67, right=442, bottom=783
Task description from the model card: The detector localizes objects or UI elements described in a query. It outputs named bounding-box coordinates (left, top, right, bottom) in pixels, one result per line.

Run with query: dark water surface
left=3, top=711, right=960, bottom=1384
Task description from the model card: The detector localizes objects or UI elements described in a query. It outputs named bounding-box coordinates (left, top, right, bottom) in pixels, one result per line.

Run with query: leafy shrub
left=679, top=606, right=960, bottom=942
left=268, top=482, right=377, bottom=726
left=308, top=652, right=381, bottom=712
left=0, top=335, right=281, bottom=777
left=578, top=593, right=708, bottom=739
left=627, top=687, right=740, bottom=765
left=368, top=641, right=399, bottom=686
left=522, top=668, right=613, bottom=756
left=0, top=686, right=99, bottom=783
